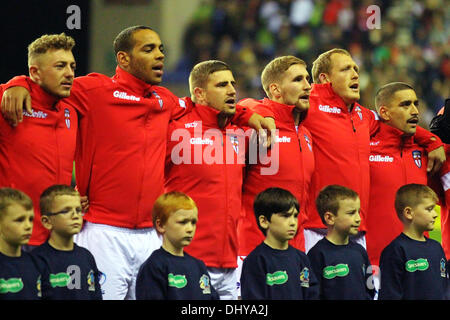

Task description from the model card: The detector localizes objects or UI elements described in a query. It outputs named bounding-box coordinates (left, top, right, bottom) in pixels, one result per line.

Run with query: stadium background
left=0, top=0, right=448, bottom=241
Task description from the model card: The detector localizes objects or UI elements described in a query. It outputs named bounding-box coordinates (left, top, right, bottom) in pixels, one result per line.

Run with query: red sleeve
left=4, top=75, right=32, bottom=90
left=3, top=74, right=96, bottom=117
left=238, top=98, right=274, bottom=117
left=368, top=107, right=443, bottom=151
left=414, top=126, right=444, bottom=152
left=231, top=104, right=254, bottom=127
left=368, top=109, right=380, bottom=137
left=232, top=98, right=274, bottom=128
left=66, top=74, right=112, bottom=116
left=171, top=96, right=193, bottom=120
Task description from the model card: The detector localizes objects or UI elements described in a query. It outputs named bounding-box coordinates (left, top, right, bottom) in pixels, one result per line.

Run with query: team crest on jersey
left=299, top=267, right=310, bottom=288
left=199, top=274, right=212, bottom=294
left=304, top=134, right=312, bottom=152
left=178, top=98, right=186, bottom=109
left=152, top=91, right=164, bottom=109
left=64, top=108, right=71, bottom=129
left=440, top=258, right=447, bottom=278
left=355, top=106, right=363, bottom=121
left=412, top=150, right=422, bottom=168
left=87, top=270, right=96, bottom=291
left=37, top=275, right=42, bottom=297
left=230, top=135, right=239, bottom=154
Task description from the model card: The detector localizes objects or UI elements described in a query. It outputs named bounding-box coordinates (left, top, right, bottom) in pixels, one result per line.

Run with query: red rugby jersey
left=165, top=101, right=246, bottom=268
left=366, top=122, right=428, bottom=266
left=237, top=98, right=315, bottom=255
left=0, top=78, right=77, bottom=245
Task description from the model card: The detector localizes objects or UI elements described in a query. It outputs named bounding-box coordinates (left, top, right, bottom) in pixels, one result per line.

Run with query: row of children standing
left=241, top=184, right=448, bottom=300
left=0, top=182, right=447, bottom=300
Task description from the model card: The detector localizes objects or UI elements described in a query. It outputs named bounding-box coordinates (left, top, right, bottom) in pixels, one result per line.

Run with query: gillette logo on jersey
left=113, top=90, right=141, bottom=102
left=318, top=104, right=341, bottom=114
left=170, top=122, right=246, bottom=165
left=23, top=109, right=48, bottom=119
left=369, top=155, right=394, bottom=162
left=275, top=136, right=291, bottom=143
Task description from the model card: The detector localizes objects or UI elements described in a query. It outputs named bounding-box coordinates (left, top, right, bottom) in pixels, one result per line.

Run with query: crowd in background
left=171, top=0, right=449, bottom=129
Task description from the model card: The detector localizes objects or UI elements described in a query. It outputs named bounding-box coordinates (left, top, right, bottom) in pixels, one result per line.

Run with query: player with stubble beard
left=1, top=26, right=273, bottom=300
left=301, top=48, right=445, bottom=253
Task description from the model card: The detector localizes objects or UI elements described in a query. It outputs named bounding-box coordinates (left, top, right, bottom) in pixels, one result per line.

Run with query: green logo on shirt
left=50, top=273, right=71, bottom=288
left=0, top=278, right=24, bottom=293
left=266, top=271, right=288, bottom=286
left=168, top=273, right=187, bottom=288
left=323, top=264, right=350, bottom=279
left=405, top=258, right=429, bottom=272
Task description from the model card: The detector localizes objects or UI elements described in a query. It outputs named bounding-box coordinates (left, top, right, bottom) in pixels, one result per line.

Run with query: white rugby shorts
left=74, top=221, right=162, bottom=300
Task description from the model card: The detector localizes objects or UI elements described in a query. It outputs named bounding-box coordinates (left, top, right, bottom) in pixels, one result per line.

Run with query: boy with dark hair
left=307, top=185, right=375, bottom=300
left=32, top=184, right=102, bottom=300
left=1, top=27, right=273, bottom=300
left=379, top=184, right=448, bottom=300
left=240, top=187, right=318, bottom=300
left=0, top=187, right=41, bottom=300
left=136, top=191, right=218, bottom=300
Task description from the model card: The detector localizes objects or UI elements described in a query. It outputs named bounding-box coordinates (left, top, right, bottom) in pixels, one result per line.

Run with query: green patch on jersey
left=168, top=273, right=187, bottom=289
left=0, top=278, right=24, bottom=293
left=405, top=258, right=429, bottom=272
left=266, top=271, right=288, bottom=286
left=323, top=264, right=350, bottom=279
left=50, top=273, right=71, bottom=288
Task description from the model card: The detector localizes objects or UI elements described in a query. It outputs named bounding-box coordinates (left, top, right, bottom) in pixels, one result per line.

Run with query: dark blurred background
left=0, top=1, right=91, bottom=83
left=1, top=0, right=448, bottom=128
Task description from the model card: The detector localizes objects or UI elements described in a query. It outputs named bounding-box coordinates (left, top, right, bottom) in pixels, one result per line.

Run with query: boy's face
left=161, top=208, right=198, bottom=253
left=42, top=195, right=83, bottom=238
left=0, top=203, right=34, bottom=247
left=331, top=197, right=361, bottom=236
left=263, top=206, right=299, bottom=244
left=410, top=198, right=438, bottom=233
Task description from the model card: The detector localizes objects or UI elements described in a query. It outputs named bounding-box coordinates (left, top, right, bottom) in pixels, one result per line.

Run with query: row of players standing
left=0, top=25, right=448, bottom=300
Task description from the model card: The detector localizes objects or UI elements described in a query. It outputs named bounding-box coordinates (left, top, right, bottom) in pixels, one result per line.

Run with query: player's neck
left=264, top=237, right=288, bottom=250
left=402, top=229, right=426, bottom=242
left=162, top=242, right=184, bottom=257
left=48, top=234, right=75, bottom=251
left=292, top=109, right=301, bottom=126
left=326, top=230, right=349, bottom=245
left=0, top=240, right=21, bottom=257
